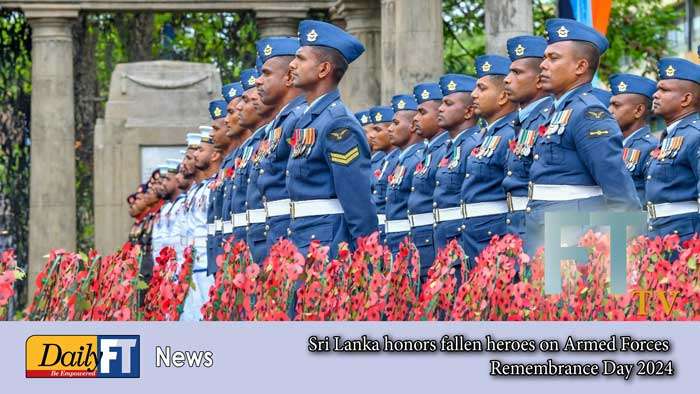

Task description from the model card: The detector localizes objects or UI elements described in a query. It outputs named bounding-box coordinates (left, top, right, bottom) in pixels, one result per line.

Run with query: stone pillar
left=484, top=0, right=533, bottom=55
left=26, top=13, right=78, bottom=296
left=334, top=0, right=381, bottom=111
left=391, top=0, right=443, bottom=97
left=256, top=10, right=307, bottom=38
left=380, top=0, right=396, bottom=103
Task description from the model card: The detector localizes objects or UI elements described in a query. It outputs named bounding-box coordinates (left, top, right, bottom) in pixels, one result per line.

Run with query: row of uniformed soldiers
left=145, top=17, right=700, bottom=319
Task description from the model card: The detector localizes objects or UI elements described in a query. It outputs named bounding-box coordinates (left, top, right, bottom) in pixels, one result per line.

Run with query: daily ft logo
left=25, top=335, right=140, bottom=378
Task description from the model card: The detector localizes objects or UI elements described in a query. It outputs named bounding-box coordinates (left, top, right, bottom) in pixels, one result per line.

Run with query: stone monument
left=94, top=60, right=222, bottom=253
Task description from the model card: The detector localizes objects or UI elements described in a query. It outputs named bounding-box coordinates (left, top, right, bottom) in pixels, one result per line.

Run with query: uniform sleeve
left=322, top=117, right=378, bottom=240
left=572, top=106, right=641, bottom=211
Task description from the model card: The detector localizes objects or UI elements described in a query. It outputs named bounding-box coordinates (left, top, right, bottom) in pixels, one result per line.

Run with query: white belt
left=247, top=208, right=266, bottom=224
left=462, top=200, right=509, bottom=218
left=506, top=194, right=529, bottom=212
left=222, top=220, right=233, bottom=234
left=233, top=212, right=248, bottom=228
left=529, top=184, right=603, bottom=201
left=377, top=214, right=386, bottom=226
left=433, top=206, right=463, bottom=223
left=647, top=201, right=699, bottom=220
left=385, top=219, right=411, bottom=233
left=265, top=198, right=291, bottom=217
left=290, top=199, right=344, bottom=219
left=215, top=219, right=223, bottom=233
left=409, top=212, right=434, bottom=228
left=207, top=223, right=216, bottom=236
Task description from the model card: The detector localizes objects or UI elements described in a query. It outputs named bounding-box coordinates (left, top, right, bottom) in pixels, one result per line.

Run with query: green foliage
left=154, top=12, right=259, bottom=83
left=0, top=10, right=31, bottom=289
left=600, top=0, right=683, bottom=81
left=442, top=0, right=681, bottom=82
left=442, top=0, right=485, bottom=74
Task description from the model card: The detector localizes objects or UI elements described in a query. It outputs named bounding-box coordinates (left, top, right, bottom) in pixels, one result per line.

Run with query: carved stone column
left=485, top=0, right=533, bottom=55
left=256, top=10, right=307, bottom=38
left=380, top=0, right=396, bottom=103
left=334, top=0, right=381, bottom=111
left=26, top=11, right=78, bottom=296
left=391, top=0, right=443, bottom=96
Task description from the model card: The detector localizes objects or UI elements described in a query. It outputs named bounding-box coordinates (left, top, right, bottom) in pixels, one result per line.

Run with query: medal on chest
left=440, top=146, right=461, bottom=170
left=657, top=136, right=684, bottom=161
left=622, top=148, right=641, bottom=171
left=415, top=153, right=431, bottom=176
left=252, top=140, right=268, bottom=166
left=291, top=127, right=316, bottom=158
left=238, top=145, right=254, bottom=170
left=545, top=109, right=572, bottom=136
left=475, top=135, right=501, bottom=159
left=514, top=129, right=537, bottom=157
left=268, top=127, right=283, bottom=154
left=388, top=164, right=406, bottom=187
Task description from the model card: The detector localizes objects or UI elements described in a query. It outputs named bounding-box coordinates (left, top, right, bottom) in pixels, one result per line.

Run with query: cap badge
left=557, top=26, right=569, bottom=38
left=306, top=29, right=318, bottom=42
left=665, top=65, right=676, bottom=77
left=263, top=44, right=273, bottom=56
left=617, top=81, right=627, bottom=92
left=515, top=44, right=525, bottom=56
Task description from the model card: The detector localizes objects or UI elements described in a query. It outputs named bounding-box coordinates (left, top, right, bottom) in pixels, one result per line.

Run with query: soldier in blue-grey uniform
left=227, top=68, right=267, bottom=250
left=608, top=73, right=659, bottom=205
left=356, top=109, right=377, bottom=155
left=433, top=74, right=482, bottom=251
left=181, top=128, right=221, bottom=321
left=212, top=81, right=245, bottom=274
left=526, top=19, right=641, bottom=252
left=358, top=109, right=391, bottom=223
left=240, top=65, right=276, bottom=262
left=502, top=36, right=553, bottom=241
left=254, top=36, right=307, bottom=254
left=645, top=57, right=700, bottom=241
left=384, top=94, right=424, bottom=253
left=368, top=105, right=399, bottom=238
left=461, top=55, right=517, bottom=266
left=407, top=82, right=449, bottom=276
left=286, top=20, right=377, bottom=256
left=205, top=100, right=229, bottom=272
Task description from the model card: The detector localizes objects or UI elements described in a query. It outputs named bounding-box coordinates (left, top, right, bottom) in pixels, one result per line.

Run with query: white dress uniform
left=150, top=199, right=172, bottom=264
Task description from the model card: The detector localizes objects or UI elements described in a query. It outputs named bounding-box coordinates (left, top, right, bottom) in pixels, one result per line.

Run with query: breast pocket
left=649, top=157, right=675, bottom=182
left=542, top=133, right=564, bottom=165
left=473, top=156, right=498, bottom=181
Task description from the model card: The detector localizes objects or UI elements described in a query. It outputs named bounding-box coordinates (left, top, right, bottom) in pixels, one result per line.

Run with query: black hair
left=311, top=46, right=349, bottom=83
left=573, top=41, right=600, bottom=77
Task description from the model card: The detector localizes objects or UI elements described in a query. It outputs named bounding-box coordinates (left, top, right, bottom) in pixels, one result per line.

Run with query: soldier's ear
left=633, top=103, right=645, bottom=120
left=318, top=61, right=333, bottom=80
left=497, top=89, right=510, bottom=106
left=680, top=91, right=693, bottom=109
left=574, top=57, right=589, bottom=77
left=284, top=68, right=295, bottom=87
